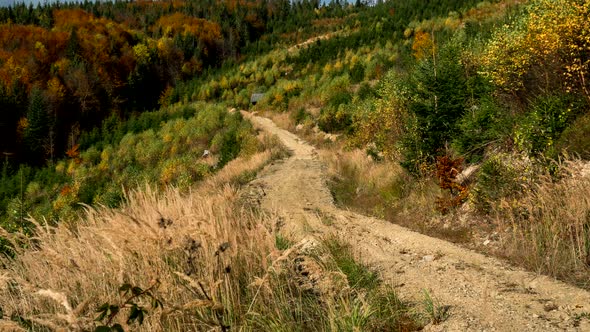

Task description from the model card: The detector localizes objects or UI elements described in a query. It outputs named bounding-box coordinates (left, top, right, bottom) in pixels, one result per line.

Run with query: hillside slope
left=242, top=111, right=590, bottom=331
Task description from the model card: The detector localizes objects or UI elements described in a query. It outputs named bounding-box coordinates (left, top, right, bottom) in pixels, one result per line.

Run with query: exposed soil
left=287, top=32, right=339, bottom=52
left=241, top=111, right=590, bottom=331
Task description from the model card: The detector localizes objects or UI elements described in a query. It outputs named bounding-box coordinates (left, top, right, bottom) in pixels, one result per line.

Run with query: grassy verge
left=321, top=149, right=448, bottom=236
left=493, top=160, right=590, bottom=288
left=323, top=148, right=590, bottom=289
left=321, top=237, right=420, bottom=331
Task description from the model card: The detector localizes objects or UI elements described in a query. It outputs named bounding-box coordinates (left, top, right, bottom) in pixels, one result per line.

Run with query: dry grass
left=264, top=111, right=295, bottom=132
left=0, top=149, right=281, bottom=331
left=322, top=149, right=440, bottom=228
left=496, top=160, right=590, bottom=287
left=260, top=109, right=345, bottom=151
left=203, top=132, right=288, bottom=190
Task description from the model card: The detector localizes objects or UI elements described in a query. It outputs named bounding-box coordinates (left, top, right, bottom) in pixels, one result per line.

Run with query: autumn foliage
left=412, top=30, right=435, bottom=60
left=0, top=1, right=270, bottom=165
left=156, top=13, right=221, bottom=41
left=481, top=0, right=590, bottom=100
left=434, top=155, right=468, bottom=214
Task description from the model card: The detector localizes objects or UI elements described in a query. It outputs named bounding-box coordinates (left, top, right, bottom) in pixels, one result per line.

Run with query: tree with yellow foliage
left=481, top=0, right=590, bottom=102
left=412, top=30, right=435, bottom=61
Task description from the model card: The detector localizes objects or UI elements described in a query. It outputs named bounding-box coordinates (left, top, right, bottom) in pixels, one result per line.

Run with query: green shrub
left=81, top=146, right=101, bottom=165
left=218, top=128, right=240, bottom=168
left=94, top=184, right=124, bottom=208
left=471, top=154, right=531, bottom=213
left=555, top=111, right=590, bottom=159
left=350, top=61, right=366, bottom=83
left=180, top=104, right=196, bottom=118
left=318, top=104, right=352, bottom=133
left=454, top=97, right=513, bottom=162
left=357, top=82, right=377, bottom=100
left=327, top=90, right=352, bottom=108
left=400, top=38, right=471, bottom=171
left=77, top=177, right=107, bottom=205
left=514, top=94, right=579, bottom=156
left=291, top=107, right=309, bottom=125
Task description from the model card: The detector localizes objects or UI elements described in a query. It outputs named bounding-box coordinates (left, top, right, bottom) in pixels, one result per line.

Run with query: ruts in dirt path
left=241, top=111, right=590, bottom=331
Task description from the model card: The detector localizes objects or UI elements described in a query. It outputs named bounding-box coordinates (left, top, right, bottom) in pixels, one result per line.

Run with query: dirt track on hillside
left=241, top=112, right=590, bottom=331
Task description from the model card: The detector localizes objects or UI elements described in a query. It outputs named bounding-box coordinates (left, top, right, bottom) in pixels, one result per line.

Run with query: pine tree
left=24, top=88, right=49, bottom=164
left=402, top=39, right=469, bottom=171
left=66, top=28, right=82, bottom=61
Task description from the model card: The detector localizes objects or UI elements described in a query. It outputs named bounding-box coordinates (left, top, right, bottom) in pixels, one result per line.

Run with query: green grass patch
left=324, top=238, right=380, bottom=290
left=275, top=234, right=293, bottom=250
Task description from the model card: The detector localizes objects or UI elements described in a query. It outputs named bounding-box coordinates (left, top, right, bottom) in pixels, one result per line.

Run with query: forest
left=0, top=0, right=280, bottom=166
left=0, top=0, right=489, bottom=165
left=0, top=0, right=492, bottom=232
left=0, top=0, right=338, bottom=231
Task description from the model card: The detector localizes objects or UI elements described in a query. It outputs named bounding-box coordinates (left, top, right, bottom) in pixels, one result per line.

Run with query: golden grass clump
left=497, top=159, right=590, bottom=286
left=0, top=148, right=290, bottom=331
left=322, top=149, right=439, bottom=224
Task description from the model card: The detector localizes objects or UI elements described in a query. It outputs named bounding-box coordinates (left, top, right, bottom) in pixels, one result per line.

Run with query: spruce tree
left=66, top=28, right=81, bottom=61
left=24, top=88, right=49, bottom=164
left=402, top=39, right=469, bottom=171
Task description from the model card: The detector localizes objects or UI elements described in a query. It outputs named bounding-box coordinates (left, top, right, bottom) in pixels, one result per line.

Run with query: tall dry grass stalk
left=0, top=146, right=300, bottom=331
left=497, top=160, right=590, bottom=286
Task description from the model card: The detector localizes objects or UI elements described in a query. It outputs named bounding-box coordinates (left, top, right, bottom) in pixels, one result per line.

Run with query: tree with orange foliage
left=412, top=30, right=435, bottom=60
left=434, top=155, right=469, bottom=214
left=155, top=13, right=222, bottom=43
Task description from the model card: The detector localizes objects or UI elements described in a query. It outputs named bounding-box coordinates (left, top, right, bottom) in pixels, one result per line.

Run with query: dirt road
left=242, top=112, right=590, bottom=331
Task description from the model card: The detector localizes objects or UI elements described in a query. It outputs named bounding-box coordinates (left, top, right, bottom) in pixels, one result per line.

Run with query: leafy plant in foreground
left=95, top=281, right=163, bottom=332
